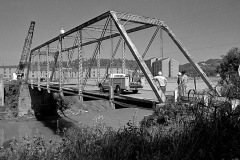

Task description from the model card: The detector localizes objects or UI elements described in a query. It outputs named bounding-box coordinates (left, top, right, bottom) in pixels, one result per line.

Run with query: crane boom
left=16, top=21, right=35, bottom=78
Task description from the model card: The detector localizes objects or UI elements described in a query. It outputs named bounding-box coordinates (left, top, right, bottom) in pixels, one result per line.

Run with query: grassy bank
left=0, top=94, right=240, bottom=160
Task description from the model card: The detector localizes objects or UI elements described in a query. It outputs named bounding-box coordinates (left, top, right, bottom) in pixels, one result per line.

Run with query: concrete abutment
left=28, top=86, right=58, bottom=120
left=18, top=83, right=58, bottom=120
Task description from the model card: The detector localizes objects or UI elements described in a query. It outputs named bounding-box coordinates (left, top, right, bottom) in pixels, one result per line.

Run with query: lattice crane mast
left=15, top=21, right=35, bottom=79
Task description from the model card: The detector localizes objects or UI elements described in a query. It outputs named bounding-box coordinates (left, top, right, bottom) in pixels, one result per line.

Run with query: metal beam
left=83, top=17, right=110, bottom=88
left=31, top=11, right=111, bottom=52
left=50, top=49, right=59, bottom=81
left=32, top=24, right=153, bottom=56
left=35, top=24, right=153, bottom=81
left=162, top=24, right=215, bottom=91
left=110, top=11, right=166, bottom=103
left=101, top=37, right=123, bottom=83
left=132, top=26, right=160, bottom=77
left=113, top=11, right=164, bottom=26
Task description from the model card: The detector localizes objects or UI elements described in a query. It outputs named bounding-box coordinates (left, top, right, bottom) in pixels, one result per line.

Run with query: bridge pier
left=18, top=83, right=32, bottom=116
left=28, top=86, right=58, bottom=120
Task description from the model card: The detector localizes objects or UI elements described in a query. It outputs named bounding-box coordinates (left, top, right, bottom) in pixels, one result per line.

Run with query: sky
left=0, top=0, right=240, bottom=65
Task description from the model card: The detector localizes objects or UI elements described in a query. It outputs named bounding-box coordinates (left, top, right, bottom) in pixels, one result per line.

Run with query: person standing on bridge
left=181, top=70, right=188, bottom=96
left=177, top=72, right=182, bottom=95
left=153, top=71, right=167, bottom=94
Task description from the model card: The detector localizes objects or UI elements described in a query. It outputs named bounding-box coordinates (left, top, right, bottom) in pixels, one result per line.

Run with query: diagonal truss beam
left=101, top=37, right=123, bottom=83
left=110, top=11, right=166, bottom=103
left=161, top=24, right=215, bottom=91
left=54, top=24, right=153, bottom=54
left=132, top=26, right=160, bottom=77
left=83, top=17, right=110, bottom=88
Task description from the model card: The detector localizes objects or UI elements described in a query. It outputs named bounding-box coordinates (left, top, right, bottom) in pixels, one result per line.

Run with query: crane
left=15, top=21, right=35, bottom=79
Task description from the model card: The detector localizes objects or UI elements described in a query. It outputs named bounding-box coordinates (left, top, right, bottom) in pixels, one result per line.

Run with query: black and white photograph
left=0, top=0, right=240, bottom=159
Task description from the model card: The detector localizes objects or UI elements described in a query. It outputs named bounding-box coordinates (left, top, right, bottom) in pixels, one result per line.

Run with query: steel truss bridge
left=26, top=11, right=214, bottom=106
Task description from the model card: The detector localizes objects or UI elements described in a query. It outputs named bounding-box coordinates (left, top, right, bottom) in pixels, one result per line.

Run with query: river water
left=0, top=108, right=153, bottom=146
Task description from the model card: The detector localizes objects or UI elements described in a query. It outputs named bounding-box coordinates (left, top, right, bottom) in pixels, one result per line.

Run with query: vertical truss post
left=46, top=45, right=50, bottom=93
left=50, top=53, right=57, bottom=81
left=50, top=50, right=60, bottom=82
left=37, top=49, right=41, bottom=91
left=59, top=35, right=63, bottom=93
left=66, top=35, right=78, bottom=84
left=110, top=12, right=166, bottom=103
left=109, top=17, right=115, bottom=109
left=160, top=27, right=163, bottom=59
left=66, top=50, right=70, bottom=84
left=30, top=54, right=34, bottom=89
left=122, top=41, right=126, bottom=74
left=97, top=43, right=100, bottom=83
left=78, top=30, right=83, bottom=101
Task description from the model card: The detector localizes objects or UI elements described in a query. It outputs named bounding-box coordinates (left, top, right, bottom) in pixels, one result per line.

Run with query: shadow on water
left=0, top=116, right=82, bottom=149
left=38, top=115, right=82, bottom=137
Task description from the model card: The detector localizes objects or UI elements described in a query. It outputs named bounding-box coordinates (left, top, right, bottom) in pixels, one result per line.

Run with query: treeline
left=179, top=59, right=222, bottom=77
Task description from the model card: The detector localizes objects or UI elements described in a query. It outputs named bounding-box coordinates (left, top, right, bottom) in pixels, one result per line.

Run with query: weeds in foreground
left=1, top=94, right=240, bottom=159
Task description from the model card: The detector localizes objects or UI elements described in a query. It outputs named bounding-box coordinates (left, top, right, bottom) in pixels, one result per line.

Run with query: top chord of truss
left=31, top=11, right=165, bottom=52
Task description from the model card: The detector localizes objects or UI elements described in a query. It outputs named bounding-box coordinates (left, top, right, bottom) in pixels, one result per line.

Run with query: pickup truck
left=98, top=73, right=143, bottom=94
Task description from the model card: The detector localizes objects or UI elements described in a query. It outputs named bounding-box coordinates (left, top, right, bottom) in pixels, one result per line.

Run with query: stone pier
left=18, top=83, right=32, bottom=116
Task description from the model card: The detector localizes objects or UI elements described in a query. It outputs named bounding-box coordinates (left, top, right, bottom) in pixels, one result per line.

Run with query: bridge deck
left=29, top=82, right=176, bottom=109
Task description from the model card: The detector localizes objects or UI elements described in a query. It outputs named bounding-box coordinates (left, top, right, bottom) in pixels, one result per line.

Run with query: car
left=98, top=73, right=143, bottom=94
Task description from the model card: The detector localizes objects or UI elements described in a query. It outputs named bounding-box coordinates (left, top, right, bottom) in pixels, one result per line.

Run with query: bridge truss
left=26, top=11, right=214, bottom=103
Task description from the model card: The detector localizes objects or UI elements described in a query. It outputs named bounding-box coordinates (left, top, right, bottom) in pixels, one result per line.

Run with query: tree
left=215, top=47, right=240, bottom=98
left=216, top=47, right=240, bottom=81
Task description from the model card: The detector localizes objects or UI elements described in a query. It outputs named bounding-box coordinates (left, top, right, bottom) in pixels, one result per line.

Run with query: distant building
left=145, top=57, right=179, bottom=77
left=0, top=64, right=142, bottom=81
left=169, top=58, right=179, bottom=77
left=145, top=57, right=159, bottom=75
left=25, top=65, right=140, bottom=80
left=0, top=65, right=18, bottom=80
